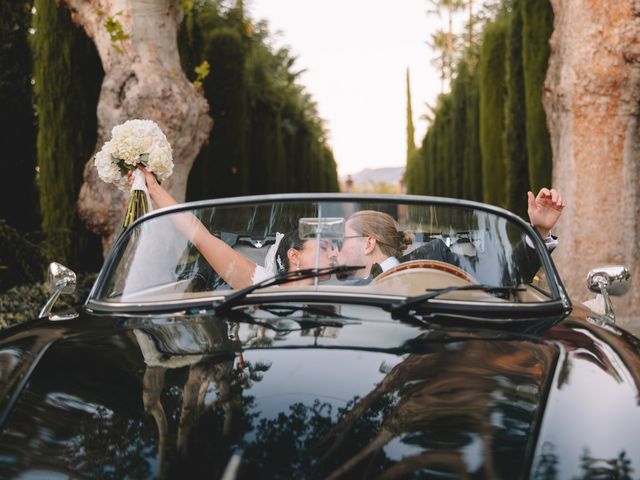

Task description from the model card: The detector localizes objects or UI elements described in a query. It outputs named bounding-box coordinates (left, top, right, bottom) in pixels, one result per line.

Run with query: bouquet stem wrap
left=123, top=169, right=153, bottom=228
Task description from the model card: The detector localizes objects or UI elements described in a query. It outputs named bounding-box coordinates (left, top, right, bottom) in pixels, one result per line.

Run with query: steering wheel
left=372, top=259, right=477, bottom=284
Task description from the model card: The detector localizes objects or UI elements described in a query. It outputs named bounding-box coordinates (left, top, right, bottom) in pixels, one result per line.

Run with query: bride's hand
left=127, top=166, right=159, bottom=189
left=140, top=166, right=160, bottom=188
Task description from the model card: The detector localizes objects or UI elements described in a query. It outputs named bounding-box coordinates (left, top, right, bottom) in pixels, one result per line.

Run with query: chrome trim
left=586, top=265, right=631, bottom=322
left=86, top=291, right=404, bottom=311
left=86, top=289, right=562, bottom=314
left=39, top=262, right=76, bottom=319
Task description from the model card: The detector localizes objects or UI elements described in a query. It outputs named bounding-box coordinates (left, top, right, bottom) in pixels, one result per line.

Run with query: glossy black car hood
left=0, top=309, right=567, bottom=480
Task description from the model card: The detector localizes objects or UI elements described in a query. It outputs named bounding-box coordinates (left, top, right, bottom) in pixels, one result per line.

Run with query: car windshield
left=89, top=196, right=561, bottom=307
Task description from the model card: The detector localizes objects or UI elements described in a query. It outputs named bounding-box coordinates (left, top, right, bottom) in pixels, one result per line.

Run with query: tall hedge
left=405, top=147, right=423, bottom=195
left=478, top=15, right=509, bottom=207
left=32, top=0, right=103, bottom=269
left=504, top=0, right=530, bottom=218
left=450, top=62, right=468, bottom=199
left=439, top=96, right=454, bottom=197
left=0, top=1, right=39, bottom=231
left=323, top=147, right=339, bottom=192
left=522, top=0, right=553, bottom=191
left=464, top=67, right=483, bottom=201
left=406, top=68, right=416, bottom=162
left=183, top=4, right=338, bottom=198
left=197, top=28, right=248, bottom=199
left=247, top=99, right=278, bottom=194
left=426, top=128, right=437, bottom=195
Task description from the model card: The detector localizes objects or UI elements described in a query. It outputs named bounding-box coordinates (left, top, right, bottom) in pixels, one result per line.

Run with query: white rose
left=147, top=143, right=173, bottom=182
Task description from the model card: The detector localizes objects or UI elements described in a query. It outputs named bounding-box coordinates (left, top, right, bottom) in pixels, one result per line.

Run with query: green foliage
left=193, top=59, right=210, bottom=88
left=0, top=272, right=97, bottom=328
left=450, top=62, right=468, bottom=198
left=436, top=96, right=453, bottom=197
left=478, top=15, right=508, bottom=207
left=32, top=0, right=103, bottom=270
left=181, top=3, right=338, bottom=198
left=406, top=0, right=553, bottom=207
left=522, top=0, right=553, bottom=191
left=104, top=12, right=130, bottom=54
left=504, top=0, right=530, bottom=218
left=406, top=68, right=416, bottom=162
left=463, top=66, right=483, bottom=201
left=0, top=1, right=39, bottom=231
left=409, top=60, right=483, bottom=201
left=202, top=27, right=248, bottom=198
left=407, top=147, right=426, bottom=195
left=0, top=219, right=44, bottom=292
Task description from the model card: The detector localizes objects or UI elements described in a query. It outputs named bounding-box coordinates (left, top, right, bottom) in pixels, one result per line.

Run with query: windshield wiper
left=213, top=265, right=364, bottom=316
left=387, top=284, right=525, bottom=317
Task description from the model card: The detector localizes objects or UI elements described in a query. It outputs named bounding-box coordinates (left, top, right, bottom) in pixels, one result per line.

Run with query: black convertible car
left=0, top=194, right=635, bottom=479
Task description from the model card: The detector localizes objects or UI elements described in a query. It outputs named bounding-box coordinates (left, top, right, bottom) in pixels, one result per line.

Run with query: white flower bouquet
left=94, top=119, right=173, bottom=228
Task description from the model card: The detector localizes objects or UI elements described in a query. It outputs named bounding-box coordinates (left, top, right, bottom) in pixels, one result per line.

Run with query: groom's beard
left=335, top=269, right=352, bottom=281
left=336, top=265, right=367, bottom=281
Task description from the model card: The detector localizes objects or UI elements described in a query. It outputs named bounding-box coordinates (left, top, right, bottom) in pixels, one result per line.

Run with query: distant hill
left=340, top=167, right=405, bottom=189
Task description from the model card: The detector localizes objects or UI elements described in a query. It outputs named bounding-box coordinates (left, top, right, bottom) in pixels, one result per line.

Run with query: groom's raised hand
left=527, top=188, right=566, bottom=237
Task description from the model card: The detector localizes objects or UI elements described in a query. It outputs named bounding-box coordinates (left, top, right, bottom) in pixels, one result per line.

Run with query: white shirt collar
left=380, top=256, right=400, bottom=271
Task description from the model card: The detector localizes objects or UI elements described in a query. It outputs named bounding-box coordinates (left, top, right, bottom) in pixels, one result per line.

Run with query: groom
left=336, top=188, right=566, bottom=285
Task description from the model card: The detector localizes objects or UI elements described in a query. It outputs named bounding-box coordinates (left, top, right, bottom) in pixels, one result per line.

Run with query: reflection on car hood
left=3, top=308, right=640, bottom=479
left=0, top=310, right=562, bottom=479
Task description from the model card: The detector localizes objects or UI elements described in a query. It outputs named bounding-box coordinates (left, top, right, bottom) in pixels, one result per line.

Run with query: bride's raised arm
left=137, top=168, right=257, bottom=289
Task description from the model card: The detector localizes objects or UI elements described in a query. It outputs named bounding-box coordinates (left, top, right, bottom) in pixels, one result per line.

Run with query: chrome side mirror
left=586, top=265, right=630, bottom=321
left=39, top=262, right=77, bottom=319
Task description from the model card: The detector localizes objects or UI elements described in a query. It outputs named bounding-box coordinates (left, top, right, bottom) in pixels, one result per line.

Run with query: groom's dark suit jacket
left=399, top=237, right=547, bottom=285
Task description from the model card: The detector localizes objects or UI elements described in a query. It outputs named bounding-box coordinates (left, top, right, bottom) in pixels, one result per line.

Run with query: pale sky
left=247, top=0, right=443, bottom=177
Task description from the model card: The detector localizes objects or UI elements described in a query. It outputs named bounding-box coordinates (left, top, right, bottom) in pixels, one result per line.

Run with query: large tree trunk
left=60, top=0, right=213, bottom=252
left=543, top=0, right=640, bottom=321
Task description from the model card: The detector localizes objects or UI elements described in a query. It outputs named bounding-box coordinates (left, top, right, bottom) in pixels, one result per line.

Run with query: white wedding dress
left=250, top=232, right=284, bottom=284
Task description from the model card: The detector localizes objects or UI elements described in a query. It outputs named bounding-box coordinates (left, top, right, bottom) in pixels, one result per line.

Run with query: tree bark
left=543, top=0, right=640, bottom=321
left=60, top=0, right=213, bottom=252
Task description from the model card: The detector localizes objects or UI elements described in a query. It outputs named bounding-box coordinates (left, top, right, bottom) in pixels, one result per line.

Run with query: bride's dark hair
left=274, top=230, right=306, bottom=274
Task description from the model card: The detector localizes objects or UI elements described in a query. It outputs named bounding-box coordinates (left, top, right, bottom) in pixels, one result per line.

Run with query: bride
left=133, top=167, right=338, bottom=289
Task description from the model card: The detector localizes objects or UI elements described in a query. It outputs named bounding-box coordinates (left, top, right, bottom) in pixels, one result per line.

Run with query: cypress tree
left=247, top=99, right=276, bottom=194
left=177, top=0, right=205, bottom=82
left=310, top=140, right=324, bottom=192
left=200, top=28, right=248, bottom=198
left=504, top=0, right=530, bottom=218
left=406, top=68, right=416, bottom=162
left=426, top=129, right=437, bottom=195
left=405, top=147, right=422, bottom=195
left=417, top=146, right=428, bottom=195
left=422, top=114, right=435, bottom=195
left=294, top=126, right=312, bottom=192
left=326, top=151, right=339, bottom=192
left=32, top=0, right=103, bottom=269
left=464, top=67, right=483, bottom=201
left=182, top=4, right=337, bottom=198
left=522, top=0, right=553, bottom=191
left=0, top=1, right=39, bottom=232
left=436, top=96, right=453, bottom=197
left=450, top=62, right=469, bottom=199
left=432, top=115, right=444, bottom=196
left=478, top=15, right=508, bottom=207
left=280, top=105, right=297, bottom=193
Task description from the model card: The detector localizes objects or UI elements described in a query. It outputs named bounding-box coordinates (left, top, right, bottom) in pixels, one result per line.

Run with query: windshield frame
left=85, top=193, right=571, bottom=313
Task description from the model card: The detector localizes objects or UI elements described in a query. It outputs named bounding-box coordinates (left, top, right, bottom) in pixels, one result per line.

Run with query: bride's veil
left=262, top=232, right=284, bottom=276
